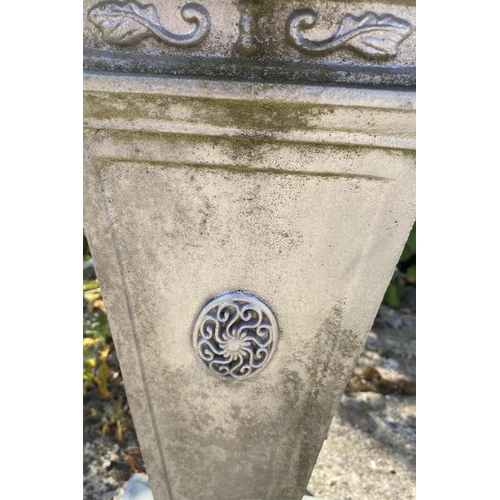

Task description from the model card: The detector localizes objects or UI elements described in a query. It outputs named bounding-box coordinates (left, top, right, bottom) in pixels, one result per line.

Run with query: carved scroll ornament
left=286, top=10, right=412, bottom=59
left=88, top=1, right=211, bottom=47
left=193, top=292, right=279, bottom=380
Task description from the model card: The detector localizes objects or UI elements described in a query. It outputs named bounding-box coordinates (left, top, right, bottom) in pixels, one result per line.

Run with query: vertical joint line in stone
left=95, top=162, right=175, bottom=500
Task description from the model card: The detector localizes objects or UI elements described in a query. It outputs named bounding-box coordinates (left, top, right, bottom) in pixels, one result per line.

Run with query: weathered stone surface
left=84, top=0, right=415, bottom=87
left=307, top=308, right=416, bottom=499
left=83, top=302, right=416, bottom=500
left=84, top=1, right=415, bottom=498
left=84, top=73, right=415, bottom=499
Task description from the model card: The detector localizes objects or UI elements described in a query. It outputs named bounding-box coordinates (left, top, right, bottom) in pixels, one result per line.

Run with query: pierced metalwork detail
left=88, top=1, right=211, bottom=47
left=193, top=292, right=278, bottom=380
left=286, top=10, right=412, bottom=59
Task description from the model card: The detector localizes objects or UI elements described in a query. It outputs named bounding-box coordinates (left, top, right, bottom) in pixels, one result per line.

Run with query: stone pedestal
left=84, top=1, right=415, bottom=499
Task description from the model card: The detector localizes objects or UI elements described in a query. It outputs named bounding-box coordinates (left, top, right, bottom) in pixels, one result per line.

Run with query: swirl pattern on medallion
left=193, top=292, right=278, bottom=380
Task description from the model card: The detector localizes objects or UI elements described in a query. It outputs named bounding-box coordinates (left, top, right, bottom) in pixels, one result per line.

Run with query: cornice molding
left=84, top=72, right=416, bottom=150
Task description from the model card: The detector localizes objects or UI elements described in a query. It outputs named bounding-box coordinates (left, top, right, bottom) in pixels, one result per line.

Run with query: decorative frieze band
left=87, top=0, right=412, bottom=60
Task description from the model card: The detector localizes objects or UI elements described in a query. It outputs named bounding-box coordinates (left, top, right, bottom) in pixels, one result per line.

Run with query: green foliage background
left=383, top=222, right=416, bottom=309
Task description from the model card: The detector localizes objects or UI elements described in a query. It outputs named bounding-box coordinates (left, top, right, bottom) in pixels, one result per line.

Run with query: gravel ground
left=84, top=292, right=416, bottom=500
left=307, top=302, right=416, bottom=499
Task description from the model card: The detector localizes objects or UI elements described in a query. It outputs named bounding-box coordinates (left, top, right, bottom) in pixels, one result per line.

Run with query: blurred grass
left=383, top=222, right=416, bottom=309
left=83, top=231, right=132, bottom=440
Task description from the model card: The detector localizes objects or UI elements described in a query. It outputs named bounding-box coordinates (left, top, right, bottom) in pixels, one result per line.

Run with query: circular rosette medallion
left=193, top=292, right=279, bottom=380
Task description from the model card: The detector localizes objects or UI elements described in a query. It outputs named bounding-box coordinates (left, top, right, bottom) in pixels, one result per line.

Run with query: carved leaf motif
left=335, top=12, right=412, bottom=58
left=88, top=1, right=163, bottom=45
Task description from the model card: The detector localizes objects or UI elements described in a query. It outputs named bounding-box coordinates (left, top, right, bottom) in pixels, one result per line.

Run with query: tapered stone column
left=84, top=1, right=415, bottom=499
